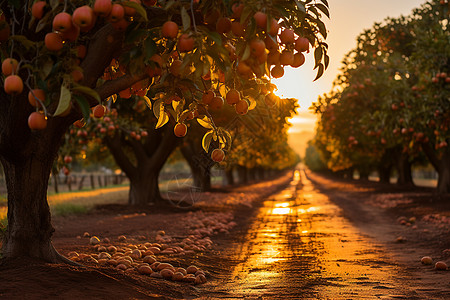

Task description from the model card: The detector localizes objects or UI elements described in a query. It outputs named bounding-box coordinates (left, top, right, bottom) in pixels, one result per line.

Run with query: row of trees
left=0, top=0, right=329, bottom=263
left=309, top=0, right=449, bottom=193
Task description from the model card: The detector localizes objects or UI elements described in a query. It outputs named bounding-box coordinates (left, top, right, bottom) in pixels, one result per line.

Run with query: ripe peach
left=231, top=3, right=244, bottom=18
left=178, top=34, right=195, bottom=52
left=108, top=4, right=125, bottom=22
left=210, top=96, right=224, bottom=111
left=270, top=64, right=284, bottom=78
left=279, top=28, right=295, bottom=44
left=2, top=58, right=18, bottom=75
left=93, top=104, right=106, bottom=118
left=174, top=123, right=187, bottom=137
left=211, top=149, right=225, bottom=162
left=4, top=75, right=23, bottom=94
left=250, top=39, right=266, bottom=57
left=31, top=1, right=47, bottom=20
left=279, top=49, right=294, bottom=65
left=202, top=90, right=215, bottom=104
left=124, top=0, right=141, bottom=16
left=226, top=89, right=240, bottom=105
left=253, top=11, right=267, bottom=29
left=295, top=37, right=310, bottom=52
left=161, top=21, right=178, bottom=39
left=267, top=18, right=280, bottom=36
left=61, top=23, right=80, bottom=42
left=235, top=99, right=249, bottom=115
left=94, top=0, right=113, bottom=17
left=291, top=52, right=305, bottom=68
left=169, top=59, right=183, bottom=76
left=73, top=6, right=94, bottom=29
left=28, top=112, right=47, bottom=130
left=216, top=17, right=232, bottom=34
left=28, top=89, right=45, bottom=107
left=231, top=21, right=245, bottom=37
left=53, top=12, right=72, bottom=32
left=45, top=32, right=64, bottom=51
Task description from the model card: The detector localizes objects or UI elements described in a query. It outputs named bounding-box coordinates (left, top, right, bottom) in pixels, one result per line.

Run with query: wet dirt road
left=205, top=169, right=430, bottom=299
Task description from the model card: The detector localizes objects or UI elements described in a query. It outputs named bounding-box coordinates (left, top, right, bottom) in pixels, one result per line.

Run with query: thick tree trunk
left=128, top=171, right=161, bottom=205
left=180, top=147, right=212, bottom=192
left=436, top=147, right=450, bottom=194
left=192, top=168, right=211, bottom=191
left=378, top=150, right=394, bottom=184
left=358, top=168, right=370, bottom=181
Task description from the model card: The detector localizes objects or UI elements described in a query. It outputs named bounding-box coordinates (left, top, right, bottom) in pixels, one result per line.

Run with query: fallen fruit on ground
left=421, top=256, right=433, bottom=265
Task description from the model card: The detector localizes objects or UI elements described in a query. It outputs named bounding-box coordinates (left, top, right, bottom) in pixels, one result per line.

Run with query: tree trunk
left=225, top=168, right=234, bottom=185
left=128, top=171, right=161, bottom=205
left=0, top=107, right=75, bottom=263
left=237, top=166, right=248, bottom=184
left=436, top=146, right=450, bottom=193
left=378, top=149, right=394, bottom=184
left=180, top=147, right=212, bottom=192
left=396, top=151, right=414, bottom=186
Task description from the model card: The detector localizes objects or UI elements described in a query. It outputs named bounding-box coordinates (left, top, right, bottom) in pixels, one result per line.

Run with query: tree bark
left=237, top=165, right=248, bottom=184
left=180, top=146, right=212, bottom=192
left=395, top=150, right=414, bottom=186
left=422, top=141, right=450, bottom=193
left=378, top=149, right=394, bottom=184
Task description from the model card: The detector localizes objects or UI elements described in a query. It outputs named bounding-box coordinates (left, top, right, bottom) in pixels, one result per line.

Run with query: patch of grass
left=51, top=203, right=89, bottom=217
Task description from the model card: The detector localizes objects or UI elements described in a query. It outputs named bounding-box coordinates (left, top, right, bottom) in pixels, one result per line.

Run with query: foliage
left=311, top=0, right=449, bottom=182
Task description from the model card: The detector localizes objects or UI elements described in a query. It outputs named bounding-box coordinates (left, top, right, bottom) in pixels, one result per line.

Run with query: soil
left=1, top=169, right=449, bottom=299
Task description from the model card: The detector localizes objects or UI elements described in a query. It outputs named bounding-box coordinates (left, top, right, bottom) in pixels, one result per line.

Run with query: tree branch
left=95, top=73, right=148, bottom=103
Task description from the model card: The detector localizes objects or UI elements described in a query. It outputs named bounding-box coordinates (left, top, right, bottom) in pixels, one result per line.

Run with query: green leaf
left=206, top=30, right=222, bottom=46
left=11, top=35, right=35, bottom=51
left=197, top=116, right=213, bottom=129
left=54, top=85, right=72, bottom=116
left=144, top=37, right=157, bottom=60
left=316, top=18, right=327, bottom=39
left=73, top=94, right=91, bottom=121
left=125, top=29, right=147, bottom=44
left=202, top=130, right=214, bottom=152
left=240, top=44, right=251, bottom=61
left=314, top=64, right=324, bottom=81
left=35, top=12, right=52, bottom=33
left=121, top=1, right=148, bottom=21
left=316, top=4, right=330, bottom=18
left=164, top=0, right=176, bottom=10
left=72, top=85, right=101, bottom=103
left=319, top=0, right=329, bottom=7
left=180, top=6, right=191, bottom=31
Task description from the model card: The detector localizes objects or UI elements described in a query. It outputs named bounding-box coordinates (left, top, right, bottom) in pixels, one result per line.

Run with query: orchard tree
left=0, top=0, right=329, bottom=263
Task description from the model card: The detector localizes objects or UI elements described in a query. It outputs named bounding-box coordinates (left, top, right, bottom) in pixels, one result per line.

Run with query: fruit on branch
left=174, top=123, right=188, bottom=137
left=4, top=75, right=23, bottom=95
left=211, top=148, right=225, bottom=162
left=2, top=58, right=18, bottom=75
left=28, top=112, right=47, bottom=130
left=52, top=12, right=73, bottom=32
left=45, top=32, right=64, bottom=51
left=28, top=89, right=46, bottom=108
left=161, top=21, right=179, bottom=39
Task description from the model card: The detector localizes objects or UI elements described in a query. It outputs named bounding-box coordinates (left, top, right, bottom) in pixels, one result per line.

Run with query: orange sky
left=273, top=0, right=426, bottom=135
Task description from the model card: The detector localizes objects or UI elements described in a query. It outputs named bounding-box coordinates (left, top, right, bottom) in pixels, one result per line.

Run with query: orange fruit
left=202, top=90, right=215, bottom=104
left=267, top=51, right=280, bottom=65
left=210, top=96, right=224, bottom=111
left=253, top=11, right=267, bottom=29
left=231, top=21, right=245, bottom=37
left=28, top=112, right=47, bottom=130
left=291, top=52, right=305, bottom=68
left=61, top=23, right=80, bottom=42
left=264, top=36, right=278, bottom=52
left=161, top=21, right=178, bottom=39
left=28, top=89, right=46, bottom=107
left=250, top=39, right=266, bottom=57
left=32, top=1, right=47, bottom=19
left=174, top=123, right=187, bottom=137
left=270, top=64, right=284, bottom=78
left=295, top=37, right=309, bottom=52
left=169, top=59, right=183, bottom=76
left=226, top=89, right=240, bottom=105
left=279, top=49, right=294, bottom=65
left=93, top=104, right=106, bottom=118
left=236, top=61, right=253, bottom=78
left=178, top=34, right=195, bottom=52
left=211, top=148, right=225, bottom=162
left=146, top=54, right=164, bottom=76
left=124, top=0, right=140, bottom=16
left=4, top=75, right=23, bottom=95
left=279, top=28, right=295, bottom=44
left=267, top=18, right=279, bottom=36
left=94, top=0, right=113, bottom=17
left=52, top=12, right=72, bottom=32
left=235, top=99, right=249, bottom=115
left=108, top=4, right=125, bottom=22
left=2, top=58, right=18, bottom=75
left=231, top=3, right=244, bottom=18
left=45, top=32, right=63, bottom=51
left=216, top=17, right=232, bottom=34
left=71, top=69, right=84, bottom=82
left=73, top=6, right=94, bottom=29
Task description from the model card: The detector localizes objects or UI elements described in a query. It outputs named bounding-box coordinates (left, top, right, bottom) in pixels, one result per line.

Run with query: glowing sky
left=274, top=0, right=426, bottom=134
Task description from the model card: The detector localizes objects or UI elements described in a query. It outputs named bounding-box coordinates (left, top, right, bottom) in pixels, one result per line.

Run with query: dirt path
left=1, top=169, right=449, bottom=299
